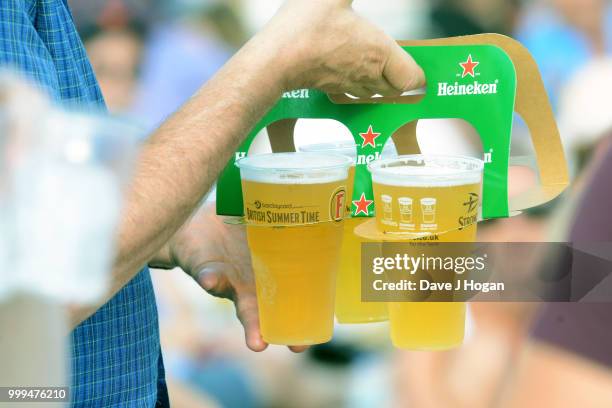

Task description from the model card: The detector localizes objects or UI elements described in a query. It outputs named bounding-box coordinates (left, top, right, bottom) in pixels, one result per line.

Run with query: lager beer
left=300, top=141, right=394, bottom=323
left=237, top=152, right=351, bottom=345
left=334, top=165, right=387, bottom=323
left=369, top=155, right=483, bottom=349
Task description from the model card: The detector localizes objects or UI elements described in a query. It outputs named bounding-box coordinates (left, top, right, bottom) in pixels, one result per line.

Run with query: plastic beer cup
left=368, top=155, right=483, bottom=350
left=236, top=152, right=351, bottom=345
left=299, top=141, right=393, bottom=323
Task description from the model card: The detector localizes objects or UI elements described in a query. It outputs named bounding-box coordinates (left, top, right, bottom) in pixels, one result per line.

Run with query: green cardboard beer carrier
left=216, top=34, right=569, bottom=223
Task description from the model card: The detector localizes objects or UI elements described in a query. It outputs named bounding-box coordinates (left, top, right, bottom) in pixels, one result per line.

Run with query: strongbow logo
left=463, top=193, right=479, bottom=214
left=459, top=192, right=479, bottom=229
left=438, top=54, right=498, bottom=97
left=353, top=193, right=374, bottom=216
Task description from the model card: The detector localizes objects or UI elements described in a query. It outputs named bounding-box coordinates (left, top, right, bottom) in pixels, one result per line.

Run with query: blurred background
left=67, top=0, right=612, bottom=406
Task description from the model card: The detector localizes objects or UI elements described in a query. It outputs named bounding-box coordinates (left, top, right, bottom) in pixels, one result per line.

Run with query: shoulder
left=0, top=0, right=61, bottom=99
left=0, top=0, right=105, bottom=107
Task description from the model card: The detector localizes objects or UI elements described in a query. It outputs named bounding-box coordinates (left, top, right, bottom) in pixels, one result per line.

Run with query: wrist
left=251, top=1, right=353, bottom=92
left=246, top=23, right=307, bottom=93
left=148, top=240, right=177, bottom=270
left=247, top=34, right=294, bottom=94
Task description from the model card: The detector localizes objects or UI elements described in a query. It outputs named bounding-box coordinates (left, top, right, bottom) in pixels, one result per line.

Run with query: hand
left=163, top=202, right=308, bottom=353
left=259, top=0, right=425, bottom=97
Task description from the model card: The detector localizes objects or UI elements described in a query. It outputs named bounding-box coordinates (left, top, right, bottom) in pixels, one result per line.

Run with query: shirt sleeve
left=0, top=1, right=104, bottom=106
left=0, top=2, right=61, bottom=98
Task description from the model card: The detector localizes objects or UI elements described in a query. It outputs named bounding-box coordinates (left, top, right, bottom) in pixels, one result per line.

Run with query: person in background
left=84, top=25, right=144, bottom=113
left=557, top=58, right=612, bottom=175
left=515, top=0, right=612, bottom=109
left=428, top=0, right=521, bottom=37
left=500, top=56, right=612, bottom=407
left=506, top=150, right=612, bottom=407
left=131, top=0, right=246, bottom=131
left=68, top=0, right=157, bottom=31
left=242, top=0, right=430, bottom=41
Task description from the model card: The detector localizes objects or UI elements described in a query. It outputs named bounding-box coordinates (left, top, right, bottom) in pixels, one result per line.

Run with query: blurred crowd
left=69, top=0, right=612, bottom=407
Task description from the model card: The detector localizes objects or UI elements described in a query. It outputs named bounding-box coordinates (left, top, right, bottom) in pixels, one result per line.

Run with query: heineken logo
left=437, top=54, right=499, bottom=97
left=438, top=80, right=499, bottom=96
left=459, top=54, right=479, bottom=78
left=356, top=151, right=382, bottom=165
left=359, top=125, right=381, bottom=148
left=282, top=89, right=309, bottom=99
left=353, top=193, right=374, bottom=216
left=357, top=125, right=385, bottom=164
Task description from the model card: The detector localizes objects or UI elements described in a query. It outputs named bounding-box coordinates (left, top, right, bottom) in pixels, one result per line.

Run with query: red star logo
left=459, top=54, right=479, bottom=78
left=352, top=193, right=374, bottom=216
left=359, top=125, right=381, bottom=148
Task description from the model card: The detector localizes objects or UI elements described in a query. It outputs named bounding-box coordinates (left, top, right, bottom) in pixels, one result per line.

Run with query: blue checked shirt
left=0, top=1, right=168, bottom=406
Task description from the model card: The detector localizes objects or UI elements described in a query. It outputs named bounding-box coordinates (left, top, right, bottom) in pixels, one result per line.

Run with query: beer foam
left=370, top=156, right=483, bottom=187
left=237, top=152, right=351, bottom=184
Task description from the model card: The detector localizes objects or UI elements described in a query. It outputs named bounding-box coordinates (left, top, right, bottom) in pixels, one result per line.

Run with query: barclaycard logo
left=437, top=54, right=499, bottom=96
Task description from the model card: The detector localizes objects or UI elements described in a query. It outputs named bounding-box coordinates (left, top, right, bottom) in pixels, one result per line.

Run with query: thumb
left=383, top=42, right=426, bottom=91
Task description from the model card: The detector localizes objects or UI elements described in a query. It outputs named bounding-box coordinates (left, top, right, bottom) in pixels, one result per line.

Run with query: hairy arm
left=71, top=0, right=424, bottom=326
left=116, top=37, right=285, bottom=282
left=71, top=35, right=285, bottom=325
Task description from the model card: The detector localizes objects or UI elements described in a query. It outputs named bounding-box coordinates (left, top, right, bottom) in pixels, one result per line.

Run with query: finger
left=383, top=42, right=426, bottom=91
left=288, top=345, right=309, bottom=353
left=343, top=85, right=375, bottom=99
left=363, top=81, right=404, bottom=98
left=235, top=293, right=268, bottom=352
left=197, top=265, right=234, bottom=298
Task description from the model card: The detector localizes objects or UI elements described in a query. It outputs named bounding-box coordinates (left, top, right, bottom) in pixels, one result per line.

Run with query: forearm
left=69, top=0, right=426, bottom=327
left=70, top=34, right=287, bottom=326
